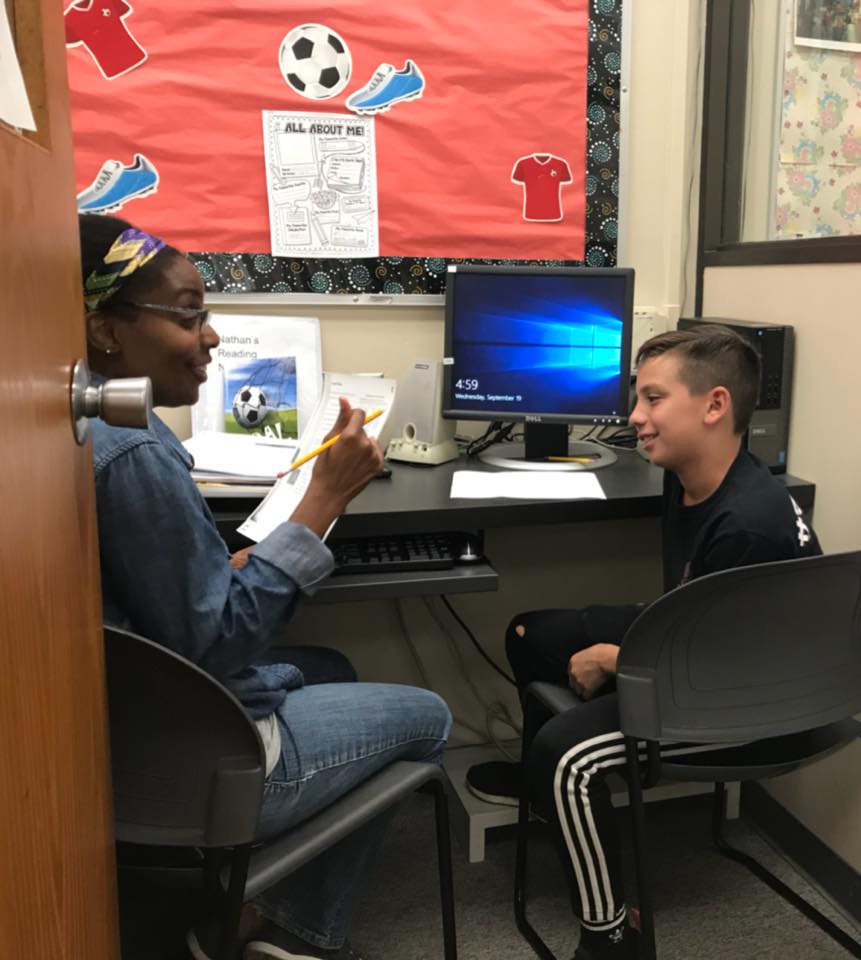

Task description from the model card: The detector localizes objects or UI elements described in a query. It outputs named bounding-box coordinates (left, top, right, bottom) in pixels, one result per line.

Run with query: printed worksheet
left=263, top=111, right=378, bottom=258
left=238, top=372, right=396, bottom=543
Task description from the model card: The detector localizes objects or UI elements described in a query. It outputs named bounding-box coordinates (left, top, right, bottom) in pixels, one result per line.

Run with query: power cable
left=423, top=597, right=522, bottom=750
left=439, top=594, right=516, bottom=687
left=395, top=598, right=487, bottom=742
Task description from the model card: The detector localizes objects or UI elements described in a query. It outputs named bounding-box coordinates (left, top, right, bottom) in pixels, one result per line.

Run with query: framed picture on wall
left=795, top=0, right=861, bottom=53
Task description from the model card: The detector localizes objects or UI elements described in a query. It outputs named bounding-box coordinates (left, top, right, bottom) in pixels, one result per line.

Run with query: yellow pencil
left=278, top=408, right=383, bottom=476
left=546, top=455, right=595, bottom=464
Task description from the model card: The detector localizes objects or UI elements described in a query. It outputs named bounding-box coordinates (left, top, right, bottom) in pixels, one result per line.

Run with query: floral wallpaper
left=777, top=40, right=861, bottom=237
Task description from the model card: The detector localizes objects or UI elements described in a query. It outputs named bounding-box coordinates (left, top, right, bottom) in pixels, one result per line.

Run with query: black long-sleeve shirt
left=662, top=447, right=822, bottom=593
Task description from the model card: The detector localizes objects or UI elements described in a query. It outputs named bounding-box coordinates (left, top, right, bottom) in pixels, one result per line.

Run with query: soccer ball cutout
left=279, top=23, right=352, bottom=100
left=232, top=385, right=270, bottom=429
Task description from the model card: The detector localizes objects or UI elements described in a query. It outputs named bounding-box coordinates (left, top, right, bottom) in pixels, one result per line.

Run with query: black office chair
left=103, top=626, right=458, bottom=960
left=515, top=551, right=861, bottom=960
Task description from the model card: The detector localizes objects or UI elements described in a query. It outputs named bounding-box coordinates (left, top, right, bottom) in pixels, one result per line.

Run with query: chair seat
left=523, top=684, right=861, bottom=784
left=661, top=717, right=861, bottom=782
left=239, top=762, right=446, bottom=900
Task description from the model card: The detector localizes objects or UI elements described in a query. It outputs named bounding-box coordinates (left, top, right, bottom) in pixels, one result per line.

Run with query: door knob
left=70, top=359, right=152, bottom=445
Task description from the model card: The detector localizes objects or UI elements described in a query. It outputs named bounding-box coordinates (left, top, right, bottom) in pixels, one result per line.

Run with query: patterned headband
left=84, top=227, right=166, bottom=310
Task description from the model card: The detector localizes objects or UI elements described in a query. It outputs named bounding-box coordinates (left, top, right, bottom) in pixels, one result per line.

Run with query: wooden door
left=0, top=1, right=119, bottom=958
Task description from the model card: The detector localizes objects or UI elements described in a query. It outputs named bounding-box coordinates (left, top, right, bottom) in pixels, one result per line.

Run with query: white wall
left=623, top=0, right=704, bottom=322
left=703, top=262, right=861, bottom=872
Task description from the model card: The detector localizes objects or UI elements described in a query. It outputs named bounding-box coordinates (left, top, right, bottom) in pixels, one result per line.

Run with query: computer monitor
left=442, top=264, right=634, bottom=470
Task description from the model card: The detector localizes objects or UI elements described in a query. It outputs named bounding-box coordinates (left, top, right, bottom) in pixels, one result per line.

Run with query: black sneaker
left=572, top=926, right=640, bottom=959
left=465, top=759, right=521, bottom=806
left=244, top=921, right=364, bottom=960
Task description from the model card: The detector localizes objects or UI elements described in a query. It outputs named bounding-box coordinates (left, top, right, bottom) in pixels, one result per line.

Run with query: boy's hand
left=568, top=643, right=619, bottom=699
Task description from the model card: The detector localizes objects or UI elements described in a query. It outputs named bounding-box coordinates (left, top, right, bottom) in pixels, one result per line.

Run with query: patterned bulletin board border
left=190, top=0, right=622, bottom=295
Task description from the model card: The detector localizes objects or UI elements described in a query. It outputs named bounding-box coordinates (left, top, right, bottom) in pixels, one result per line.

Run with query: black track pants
left=507, top=607, right=723, bottom=927
left=506, top=606, right=642, bottom=927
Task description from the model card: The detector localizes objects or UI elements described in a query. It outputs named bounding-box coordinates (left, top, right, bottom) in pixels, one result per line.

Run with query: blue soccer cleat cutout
left=346, top=60, right=425, bottom=115
left=77, top=153, right=159, bottom=213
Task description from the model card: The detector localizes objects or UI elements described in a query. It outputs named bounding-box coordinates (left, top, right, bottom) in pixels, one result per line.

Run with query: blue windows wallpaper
left=449, top=273, right=627, bottom=418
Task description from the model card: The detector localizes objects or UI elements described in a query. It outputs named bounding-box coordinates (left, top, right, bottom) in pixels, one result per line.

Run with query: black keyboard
left=329, top=532, right=467, bottom=575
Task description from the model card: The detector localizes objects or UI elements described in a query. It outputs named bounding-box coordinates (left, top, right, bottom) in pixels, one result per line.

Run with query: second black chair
left=515, top=552, right=861, bottom=960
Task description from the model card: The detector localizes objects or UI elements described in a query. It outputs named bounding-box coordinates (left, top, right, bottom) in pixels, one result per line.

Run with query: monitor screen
left=442, top=265, right=634, bottom=426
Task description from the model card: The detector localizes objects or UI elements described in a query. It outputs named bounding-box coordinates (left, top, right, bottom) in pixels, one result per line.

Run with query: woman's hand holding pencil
left=278, top=407, right=384, bottom=476
left=288, top=397, right=384, bottom=539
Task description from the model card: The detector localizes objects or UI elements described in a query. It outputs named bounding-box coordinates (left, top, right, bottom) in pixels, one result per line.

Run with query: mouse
left=374, top=466, right=392, bottom=479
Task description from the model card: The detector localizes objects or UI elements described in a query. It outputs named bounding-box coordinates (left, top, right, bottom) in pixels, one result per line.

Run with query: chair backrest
left=104, top=625, right=265, bottom=847
left=616, top=551, right=861, bottom=743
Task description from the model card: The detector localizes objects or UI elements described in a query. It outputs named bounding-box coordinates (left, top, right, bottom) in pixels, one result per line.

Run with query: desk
left=206, top=451, right=815, bottom=603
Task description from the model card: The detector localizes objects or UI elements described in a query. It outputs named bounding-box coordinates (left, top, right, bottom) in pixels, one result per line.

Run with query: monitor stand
left=478, top=422, right=617, bottom=471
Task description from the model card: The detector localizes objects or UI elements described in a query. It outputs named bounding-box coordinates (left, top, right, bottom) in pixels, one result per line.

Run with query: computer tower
left=678, top=317, right=794, bottom=474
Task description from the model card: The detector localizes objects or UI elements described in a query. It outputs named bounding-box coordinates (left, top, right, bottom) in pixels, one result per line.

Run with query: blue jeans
left=252, top=647, right=452, bottom=950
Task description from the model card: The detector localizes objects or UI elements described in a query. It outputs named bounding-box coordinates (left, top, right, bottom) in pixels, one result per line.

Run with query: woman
left=81, top=214, right=451, bottom=960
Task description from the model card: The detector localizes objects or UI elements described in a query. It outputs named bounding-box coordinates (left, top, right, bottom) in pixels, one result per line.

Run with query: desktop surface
left=207, top=450, right=815, bottom=542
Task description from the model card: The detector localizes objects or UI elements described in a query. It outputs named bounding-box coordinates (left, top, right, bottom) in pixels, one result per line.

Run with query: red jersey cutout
left=511, top=153, right=573, bottom=222
left=65, top=0, right=147, bottom=80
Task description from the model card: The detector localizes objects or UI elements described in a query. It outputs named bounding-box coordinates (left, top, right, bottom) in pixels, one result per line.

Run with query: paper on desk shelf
left=0, top=1, right=36, bottom=131
left=183, top=431, right=297, bottom=482
left=238, top=372, right=397, bottom=543
left=450, top=470, right=606, bottom=500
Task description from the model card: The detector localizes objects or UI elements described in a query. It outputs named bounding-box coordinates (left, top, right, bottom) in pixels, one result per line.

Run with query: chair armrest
left=524, top=682, right=580, bottom=716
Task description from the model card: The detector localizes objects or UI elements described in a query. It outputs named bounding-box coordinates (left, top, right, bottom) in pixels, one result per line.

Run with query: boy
left=468, top=326, right=821, bottom=959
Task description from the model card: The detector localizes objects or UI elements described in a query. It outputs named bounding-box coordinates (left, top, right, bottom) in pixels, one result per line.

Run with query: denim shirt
left=90, top=412, right=334, bottom=718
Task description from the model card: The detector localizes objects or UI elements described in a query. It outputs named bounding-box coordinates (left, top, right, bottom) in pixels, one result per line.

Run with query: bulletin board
left=65, top=0, right=622, bottom=295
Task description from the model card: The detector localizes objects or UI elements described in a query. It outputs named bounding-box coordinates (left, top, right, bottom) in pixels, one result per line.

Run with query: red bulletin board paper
left=66, top=0, right=588, bottom=259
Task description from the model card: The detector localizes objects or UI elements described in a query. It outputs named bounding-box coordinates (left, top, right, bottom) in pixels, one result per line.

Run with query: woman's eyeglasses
left=115, top=301, right=211, bottom=331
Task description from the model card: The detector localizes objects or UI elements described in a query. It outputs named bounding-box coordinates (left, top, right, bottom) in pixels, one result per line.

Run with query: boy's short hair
left=635, top=325, right=761, bottom=435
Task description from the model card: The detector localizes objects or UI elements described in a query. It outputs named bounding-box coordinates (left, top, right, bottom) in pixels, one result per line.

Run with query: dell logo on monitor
left=525, top=415, right=543, bottom=422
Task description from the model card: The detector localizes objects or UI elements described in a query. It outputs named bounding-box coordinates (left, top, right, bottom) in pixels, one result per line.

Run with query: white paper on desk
left=0, top=2, right=36, bottom=131
left=238, top=372, right=397, bottom=543
left=183, top=431, right=297, bottom=481
left=450, top=470, right=607, bottom=501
